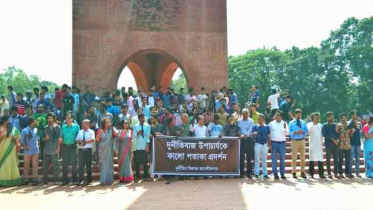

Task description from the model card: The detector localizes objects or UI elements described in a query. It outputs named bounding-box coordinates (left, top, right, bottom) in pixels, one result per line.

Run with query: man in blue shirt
left=252, top=114, right=270, bottom=179
left=208, top=115, right=223, bottom=137
left=249, top=85, right=260, bottom=108
left=9, top=106, right=21, bottom=131
left=133, top=113, right=151, bottom=181
left=162, top=90, right=172, bottom=109
left=237, top=108, right=254, bottom=178
left=140, top=97, right=151, bottom=119
left=20, top=118, right=39, bottom=185
left=289, top=109, right=308, bottom=179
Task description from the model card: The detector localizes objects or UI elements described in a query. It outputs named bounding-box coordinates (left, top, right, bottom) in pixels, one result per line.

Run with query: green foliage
left=229, top=17, right=373, bottom=117
left=170, top=72, right=188, bottom=92
left=0, top=66, right=58, bottom=96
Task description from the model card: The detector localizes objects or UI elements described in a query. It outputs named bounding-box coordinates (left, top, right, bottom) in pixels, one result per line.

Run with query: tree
left=170, top=72, right=188, bottom=93
left=228, top=17, right=373, bottom=117
left=0, top=66, right=58, bottom=96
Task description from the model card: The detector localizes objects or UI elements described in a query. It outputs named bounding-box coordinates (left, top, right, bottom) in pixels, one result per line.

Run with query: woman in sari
left=117, top=119, right=134, bottom=183
left=0, top=115, right=21, bottom=186
left=363, top=116, right=373, bottom=178
left=96, top=118, right=117, bottom=185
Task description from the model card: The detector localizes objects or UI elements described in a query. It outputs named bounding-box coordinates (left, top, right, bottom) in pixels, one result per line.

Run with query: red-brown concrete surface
left=73, top=0, right=228, bottom=93
left=1, top=178, right=372, bottom=210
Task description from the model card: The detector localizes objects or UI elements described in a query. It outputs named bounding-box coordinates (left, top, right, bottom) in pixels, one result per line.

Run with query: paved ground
left=1, top=177, right=372, bottom=210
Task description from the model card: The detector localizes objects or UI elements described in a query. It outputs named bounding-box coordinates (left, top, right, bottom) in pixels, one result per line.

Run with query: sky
left=0, top=0, right=372, bottom=90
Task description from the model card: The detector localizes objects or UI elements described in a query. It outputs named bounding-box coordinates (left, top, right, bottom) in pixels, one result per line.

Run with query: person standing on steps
left=237, top=109, right=254, bottom=179
left=268, top=110, right=289, bottom=180
left=289, top=109, right=308, bottom=179
left=322, top=112, right=340, bottom=179
left=307, top=112, right=325, bottom=179
left=252, top=114, right=270, bottom=179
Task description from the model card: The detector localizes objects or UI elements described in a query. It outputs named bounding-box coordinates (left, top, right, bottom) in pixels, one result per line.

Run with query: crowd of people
left=0, top=84, right=373, bottom=187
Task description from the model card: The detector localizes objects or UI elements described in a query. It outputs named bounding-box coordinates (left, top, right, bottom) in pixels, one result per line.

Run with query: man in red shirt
left=55, top=84, right=68, bottom=110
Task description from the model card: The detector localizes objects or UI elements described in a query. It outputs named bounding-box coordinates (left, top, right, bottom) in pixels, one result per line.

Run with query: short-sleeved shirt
left=208, top=123, right=223, bottom=137
left=224, top=123, right=239, bottom=137
left=61, top=123, right=80, bottom=145
left=339, top=121, right=351, bottom=150
left=250, top=90, right=260, bottom=103
left=178, top=123, right=191, bottom=137
left=43, top=124, right=61, bottom=155
left=363, top=125, right=372, bottom=136
left=14, top=100, right=28, bottom=115
left=280, top=101, right=291, bottom=122
left=162, top=94, right=172, bottom=108
left=62, top=95, right=75, bottom=113
left=34, top=113, right=47, bottom=138
left=151, top=123, right=164, bottom=136
left=267, top=94, right=280, bottom=110
left=76, top=129, right=95, bottom=149
left=21, top=126, right=39, bottom=155
left=193, top=124, right=208, bottom=138
left=252, top=124, right=270, bottom=144
left=348, top=120, right=362, bottom=146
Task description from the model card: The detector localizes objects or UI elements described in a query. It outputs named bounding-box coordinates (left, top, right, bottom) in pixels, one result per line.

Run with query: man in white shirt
left=268, top=110, right=289, bottom=180
left=267, top=89, right=281, bottom=116
left=76, top=119, right=95, bottom=186
left=191, top=115, right=209, bottom=138
left=147, top=89, right=156, bottom=107
left=197, top=87, right=208, bottom=110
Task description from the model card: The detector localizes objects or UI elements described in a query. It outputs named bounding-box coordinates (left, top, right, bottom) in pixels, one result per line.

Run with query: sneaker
left=255, top=175, right=259, bottom=179
left=281, top=175, right=287, bottom=180
left=274, top=175, right=280, bottom=180
left=356, top=174, right=362, bottom=178
left=335, top=175, right=341, bottom=179
left=328, top=174, right=333, bottom=179
left=264, top=175, right=269, bottom=179
left=292, top=172, right=297, bottom=179
left=339, top=174, right=345, bottom=179
left=320, top=175, right=326, bottom=179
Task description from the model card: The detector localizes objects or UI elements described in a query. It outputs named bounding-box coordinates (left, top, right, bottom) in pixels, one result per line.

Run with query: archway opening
left=170, top=68, right=188, bottom=93
left=117, top=66, right=138, bottom=91
left=116, top=49, right=189, bottom=93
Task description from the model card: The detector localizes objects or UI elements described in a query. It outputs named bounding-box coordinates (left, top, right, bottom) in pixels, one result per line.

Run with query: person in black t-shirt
left=62, top=87, right=75, bottom=118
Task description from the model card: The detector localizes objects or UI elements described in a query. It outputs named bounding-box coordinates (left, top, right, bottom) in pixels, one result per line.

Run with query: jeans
left=350, top=145, right=361, bottom=175
left=271, top=141, right=286, bottom=176
left=78, top=148, right=92, bottom=183
left=326, top=145, right=339, bottom=175
left=254, top=143, right=268, bottom=176
left=43, top=154, right=59, bottom=182
left=240, top=138, right=254, bottom=176
left=62, top=145, right=77, bottom=183
left=339, top=149, right=351, bottom=175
